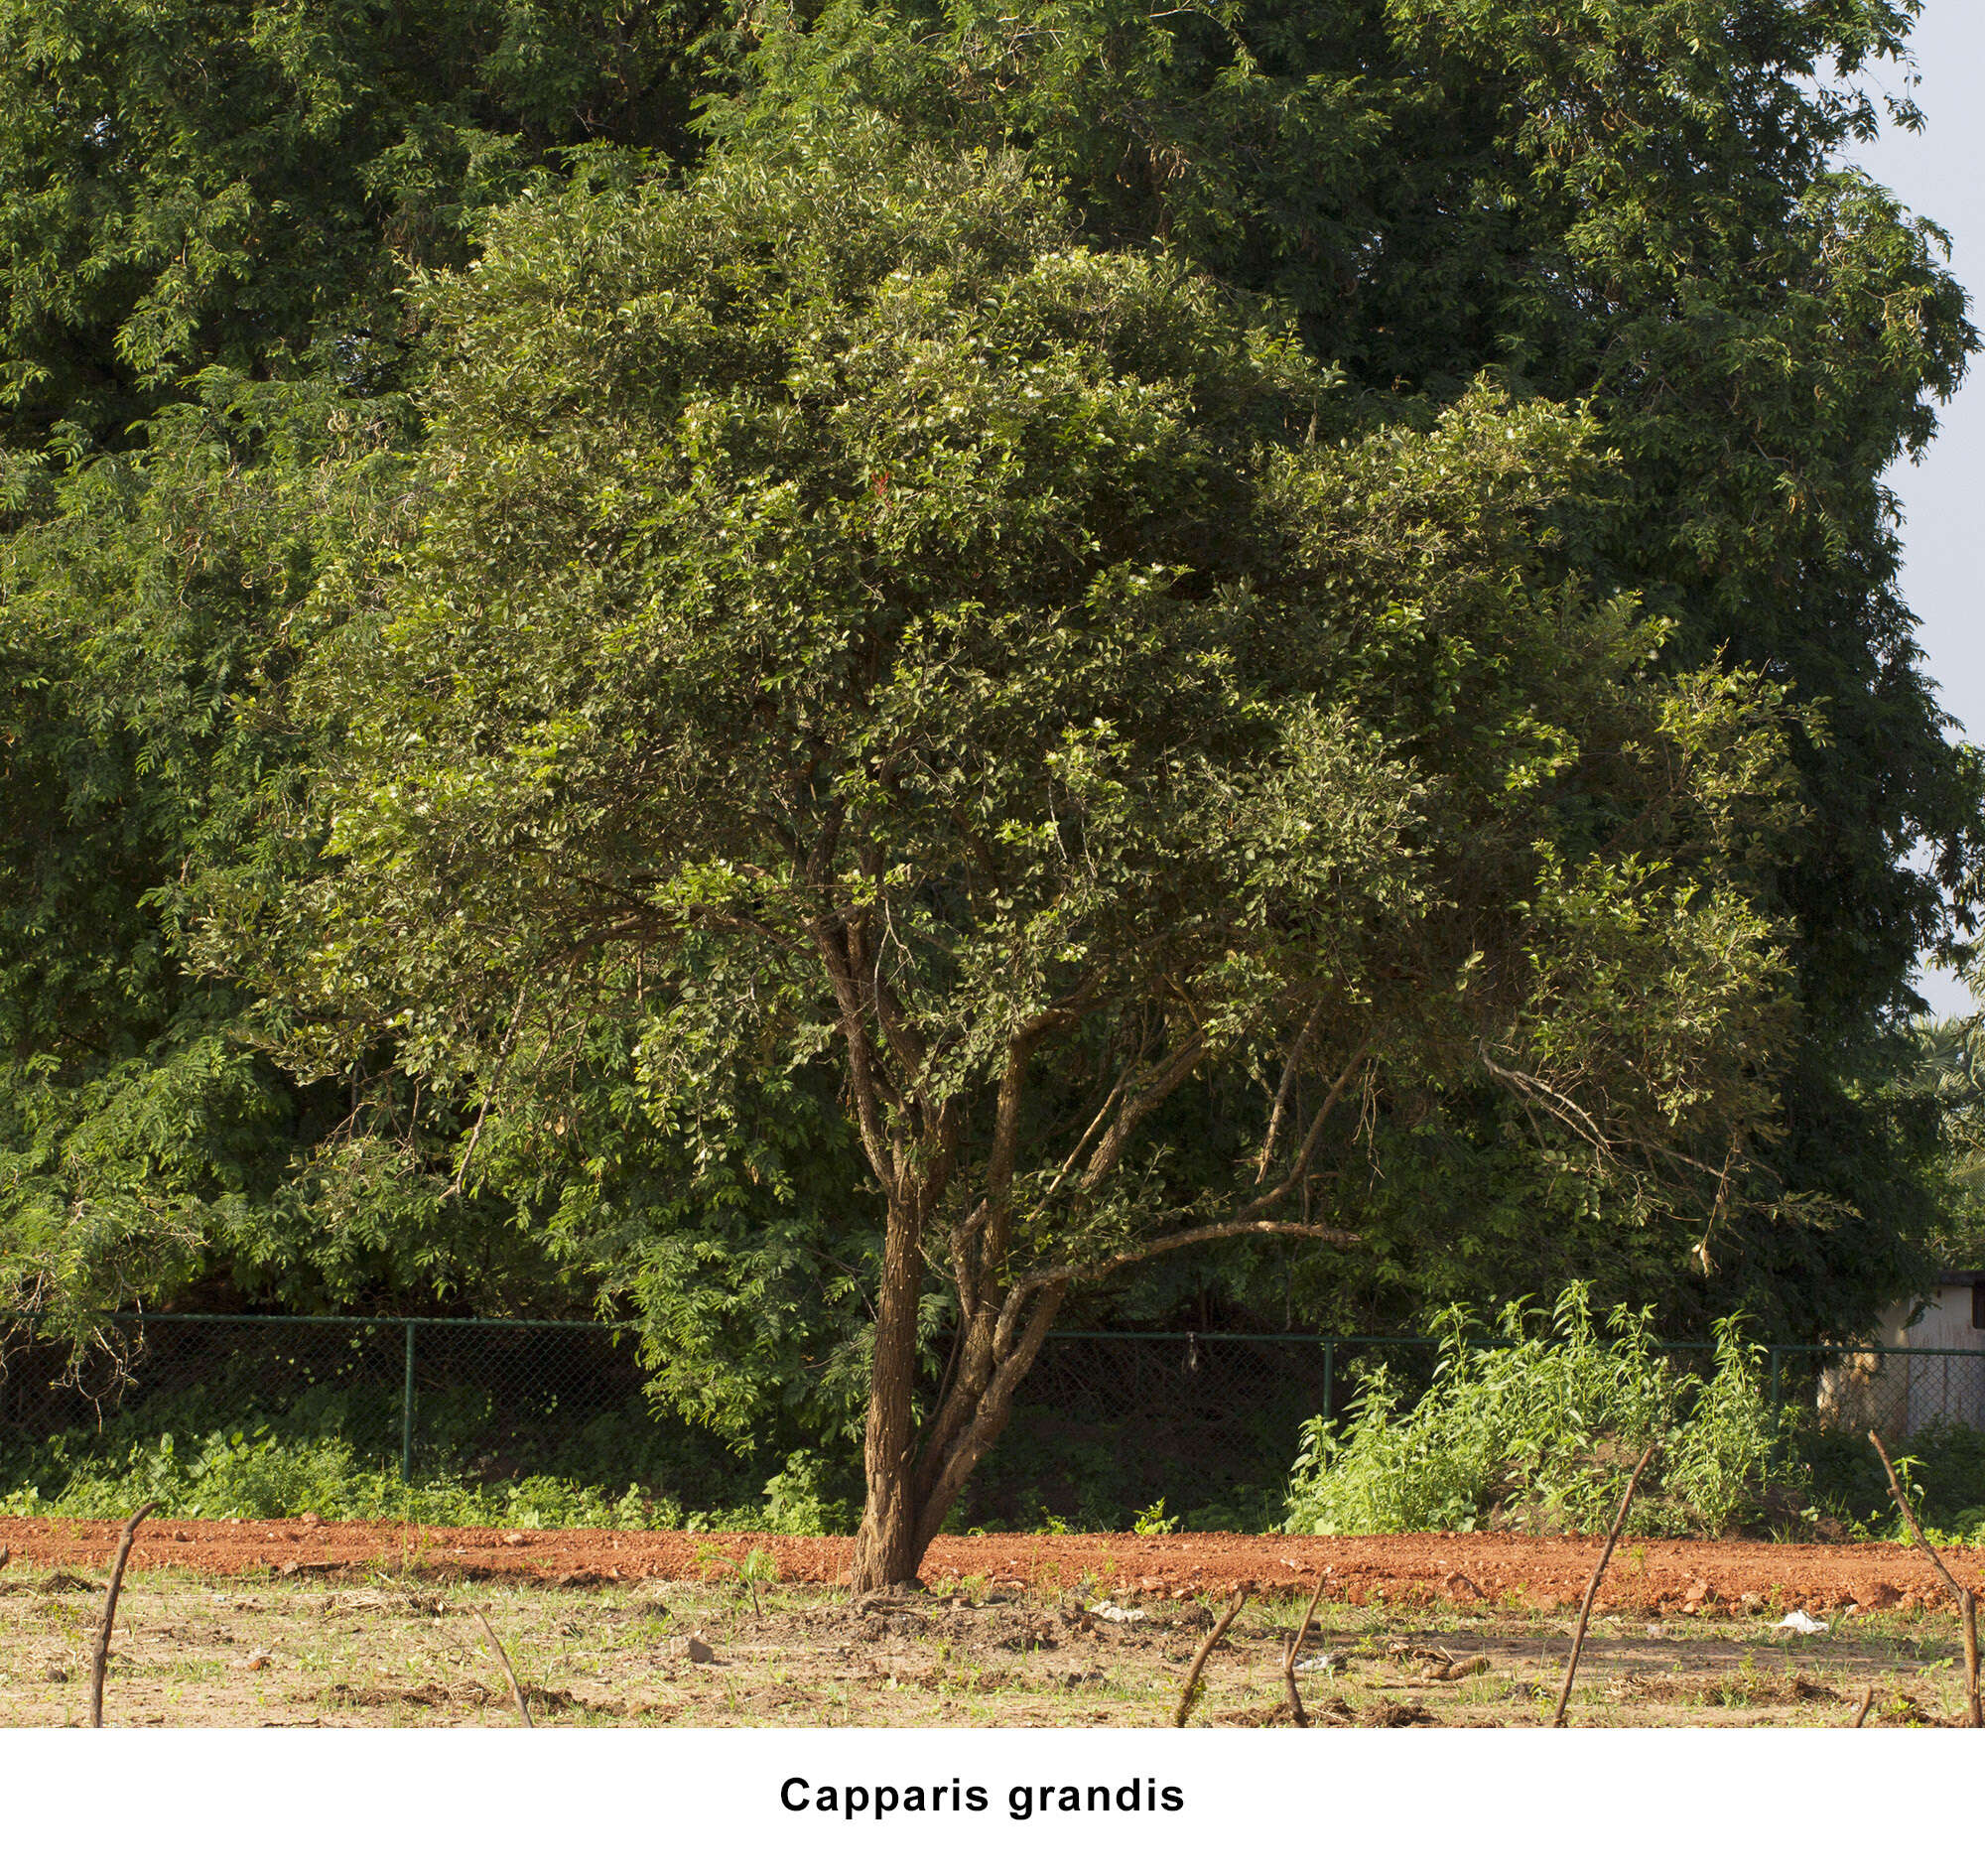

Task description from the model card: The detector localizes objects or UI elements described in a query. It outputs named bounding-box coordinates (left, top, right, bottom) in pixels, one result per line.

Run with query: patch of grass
left=0, top=1386, right=866, bottom=1533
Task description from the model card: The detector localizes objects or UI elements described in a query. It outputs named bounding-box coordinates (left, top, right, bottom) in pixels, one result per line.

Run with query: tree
left=0, top=357, right=879, bottom=1338
left=0, top=373, right=548, bottom=1329
left=243, top=134, right=1800, bottom=1585
left=713, top=0, right=1984, bottom=1331
left=7, top=0, right=1974, bottom=1349
left=1888, top=1015, right=1985, bottom=1260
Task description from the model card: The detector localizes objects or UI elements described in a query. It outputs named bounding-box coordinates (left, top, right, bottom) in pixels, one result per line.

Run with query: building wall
left=1882, top=1280, right=1985, bottom=1354
left=1819, top=1275, right=1985, bottom=1438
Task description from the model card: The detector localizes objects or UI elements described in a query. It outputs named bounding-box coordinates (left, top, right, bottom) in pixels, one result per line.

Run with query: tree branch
left=982, top=1011, right=1076, bottom=1269
left=1043, top=1055, right=1136, bottom=1201
left=811, top=919, right=899, bottom=1190
left=1010, top=1219, right=1361, bottom=1299
left=946, top=1200, right=992, bottom=1322
left=442, top=981, right=530, bottom=1200
left=89, top=1501, right=160, bottom=1727
left=1241, top=1040, right=1369, bottom=1221
left=1476, top=1047, right=1612, bottom=1154
left=1870, top=1431, right=1982, bottom=1727
left=913, top=1279, right=1069, bottom=1551
left=1256, top=998, right=1328, bottom=1181
left=1079, top=1035, right=1205, bottom=1192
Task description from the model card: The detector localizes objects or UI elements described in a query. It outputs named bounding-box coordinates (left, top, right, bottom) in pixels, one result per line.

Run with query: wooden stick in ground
left=1852, top=1686, right=1875, bottom=1728
left=89, top=1500, right=160, bottom=1727
left=475, top=1610, right=534, bottom=1728
left=1869, top=1431, right=1982, bottom=1727
left=1550, top=1443, right=1659, bottom=1728
left=1173, top=1586, right=1249, bottom=1728
left=1280, top=1571, right=1332, bottom=1728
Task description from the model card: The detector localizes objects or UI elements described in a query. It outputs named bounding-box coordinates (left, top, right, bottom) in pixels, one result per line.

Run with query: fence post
left=1769, top=1346, right=1782, bottom=1414
left=1321, top=1337, right=1335, bottom=1424
left=401, top=1321, right=417, bottom=1485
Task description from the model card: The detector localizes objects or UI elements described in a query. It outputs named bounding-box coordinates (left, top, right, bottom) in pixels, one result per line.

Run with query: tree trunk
left=848, top=1253, right=1066, bottom=1592
left=849, top=1206, right=929, bottom=1591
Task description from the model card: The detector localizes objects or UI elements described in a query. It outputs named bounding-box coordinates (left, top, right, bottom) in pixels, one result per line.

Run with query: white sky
left=1858, top=2, right=1984, bottom=1016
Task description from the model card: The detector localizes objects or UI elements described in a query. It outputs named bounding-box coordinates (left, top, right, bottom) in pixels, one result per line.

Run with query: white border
left=5, top=1727, right=1972, bottom=1875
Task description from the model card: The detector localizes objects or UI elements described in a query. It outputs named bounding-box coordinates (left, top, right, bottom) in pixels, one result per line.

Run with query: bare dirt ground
left=2, top=1557, right=1973, bottom=1729
left=0, top=1518, right=1975, bottom=1612
left=3, top=1520, right=1980, bottom=1727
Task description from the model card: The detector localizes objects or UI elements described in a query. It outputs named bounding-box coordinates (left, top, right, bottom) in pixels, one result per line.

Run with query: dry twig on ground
left=1281, top=1571, right=1332, bottom=1728
left=89, top=1501, right=160, bottom=1727
left=1870, top=1431, right=1981, bottom=1727
left=1551, top=1444, right=1659, bottom=1728
left=1173, top=1587, right=1248, bottom=1728
left=475, top=1610, right=535, bottom=1728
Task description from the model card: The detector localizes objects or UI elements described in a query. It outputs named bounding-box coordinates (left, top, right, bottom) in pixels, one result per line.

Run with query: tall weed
left=1284, top=1285, right=1786, bottom=1537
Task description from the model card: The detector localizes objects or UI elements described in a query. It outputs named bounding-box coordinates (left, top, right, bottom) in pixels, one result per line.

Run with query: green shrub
left=757, top=1449, right=860, bottom=1535
left=1283, top=1285, right=1787, bottom=1537
left=0, top=1428, right=637, bottom=1527
left=0, top=1381, right=764, bottom=1528
left=1794, top=1417, right=1985, bottom=1543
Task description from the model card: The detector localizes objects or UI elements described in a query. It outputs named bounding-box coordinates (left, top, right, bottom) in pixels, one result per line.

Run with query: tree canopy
left=717, top=0, right=1985, bottom=1326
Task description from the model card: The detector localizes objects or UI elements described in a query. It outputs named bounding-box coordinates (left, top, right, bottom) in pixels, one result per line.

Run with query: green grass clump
left=0, top=1382, right=864, bottom=1533
left=1283, top=1285, right=1786, bottom=1538
left=0, top=1425, right=663, bottom=1527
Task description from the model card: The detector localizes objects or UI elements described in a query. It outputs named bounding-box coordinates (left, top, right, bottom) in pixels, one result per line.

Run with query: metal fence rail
left=3, top=1313, right=1983, bottom=1515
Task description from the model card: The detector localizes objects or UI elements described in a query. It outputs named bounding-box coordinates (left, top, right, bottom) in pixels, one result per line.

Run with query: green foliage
left=0, top=1421, right=661, bottom=1529
left=0, top=0, right=733, bottom=454
left=1881, top=1016, right=1985, bottom=1260
left=0, top=363, right=873, bottom=1336
left=1284, top=1285, right=1789, bottom=1537
left=1795, top=1416, right=1985, bottom=1544
left=2, top=0, right=1978, bottom=1414
left=758, top=1449, right=862, bottom=1535
left=722, top=0, right=1980, bottom=1005
left=613, top=1223, right=885, bottom=1451
left=0, top=1377, right=779, bottom=1529
left=0, top=1, right=763, bottom=1340
left=0, top=375, right=583, bottom=1329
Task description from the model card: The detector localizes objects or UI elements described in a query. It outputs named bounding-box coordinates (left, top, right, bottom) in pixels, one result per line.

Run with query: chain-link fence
left=1806, top=1344, right=1985, bottom=1442
left=988, top=1331, right=1339, bottom=1524
left=3, top=1313, right=1983, bottom=1523
left=0, top=1313, right=656, bottom=1482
